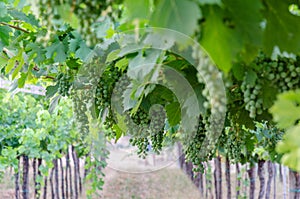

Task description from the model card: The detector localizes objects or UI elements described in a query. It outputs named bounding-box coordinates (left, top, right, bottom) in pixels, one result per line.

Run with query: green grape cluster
left=94, top=65, right=123, bottom=139
left=129, top=137, right=150, bottom=158
left=126, top=108, right=152, bottom=157
left=224, top=130, right=244, bottom=162
left=149, top=106, right=166, bottom=153
left=194, top=50, right=226, bottom=153
left=95, top=65, right=122, bottom=115
left=240, top=53, right=300, bottom=119
left=57, top=73, right=72, bottom=97
left=265, top=56, right=300, bottom=92
left=241, top=81, right=263, bottom=118
left=184, top=116, right=210, bottom=172
left=113, top=74, right=131, bottom=97
left=38, top=0, right=123, bottom=45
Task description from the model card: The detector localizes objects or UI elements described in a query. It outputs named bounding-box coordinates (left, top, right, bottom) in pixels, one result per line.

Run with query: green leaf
left=46, top=84, right=59, bottom=99
left=263, top=0, right=300, bottom=55
left=124, top=0, right=151, bottom=20
left=244, top=70, right=257, bottom=86
left=46, top=39, right=67, bottom=63
left=198, top=0, right=222, bottom=6
left=8, top=10, right=39, bottom=26
left=26, top=43, right=46, bottom=64
left=0, top=54, right=7, bottom=69
left=56, top=4, right=79, bottom=28
left=69, top=32, right=82, bottom=52
left=17, top=72, right=27, bottom=88
left=260, top=83, right=278, bottom=109
left=106, top=49, right=121, bottom=63
left=166, top=102, right=181, bottom=126
left=0, top=26, right=10, bottom=46
left=75, top=43, right=92, bottom=62
left=92, top=16, right=112, bottom=39
left=231, top=62, right=245, bottom=81
left=270, top=90, right=300, bottom=129
left=276, top=125, right=300, bottom=171
left=12, top=50, right=24, bottom=79
left=49, top=95, right=61, bottom=114
left=150, top=0, right=202, bottom=36
left=0, top=2, right=8, bottom=18
left=127, top=49, right=161, bottom=80
left=201, top=6, right=242, bottom=72
left=115, top=57, right=129, bottom=71
left=223, top=0, right=263, bottom=47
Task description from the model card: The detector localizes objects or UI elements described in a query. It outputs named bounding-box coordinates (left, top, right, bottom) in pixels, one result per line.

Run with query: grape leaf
left=270, top=90, right=300, bottom=129
left=124, top=0, right=151, bottom=20
left=223, top=0, right=263, bottom=61
left=26, top=43, right=46, bottom=64
left=46, top=84, right=59, bottom=99
left=0, top=2, right=7, bottom=18
left=75, top=43, right=92, bottom=62
left=244, top=70, right=257, bottom=86
left=166, top=102, right=181, bottom=126
left=92, top=16, right=112, bottom=38
left=276, top=125, right=300, bottom=171
left=201, top=6, right=243, bottom=73
left=150, top=0, right=202, bottom=36
left=56, top=4, right=79, bottom=28
left=49, top=95, right=61, bottom=114
left=198, top=0, right=222, bottom=6
left=260, top=83, right=278, bottom=109
left=17, top=72, right=27, bottom=88
left=8, top=10, right=39, bottom=26
left=231, top=62, right=245, bottom=81
left=0, top=26, right=11, bottom=46
left=46, top=38, right=67, bottom=63
left=127, top=49, right=161, bottom=80
left=263, top=0, right=300, bottom=55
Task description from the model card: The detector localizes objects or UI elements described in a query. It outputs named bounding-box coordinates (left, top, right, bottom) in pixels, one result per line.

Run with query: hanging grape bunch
left=149, top=105, right=166, bottom=153
left=240, top=53, right=300, bottom=119
left=184, top=116, right=210, bottom=172
left=57, top=73, right=72, bottom=97
left=95, top=65, right=122, bottom=115
left=128, top=108, right=151, bottom=158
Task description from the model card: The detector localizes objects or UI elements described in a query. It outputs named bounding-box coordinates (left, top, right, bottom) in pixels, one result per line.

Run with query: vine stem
left=257, top=160, right=265, bottom=199
left=236, top=163, right=241, bottom=198
left=225, top=157, right=231, bottom=199
left=247, top=165, right=256, bottom=199
left=0, top=22, right=29, bottom=33
left=265, top=161, right=274, bottom=199
left=15, top=156, right=20, bottom=199
left=59, top=158, right=65, bottom=199
left=22, top=155, right=29, bottom=199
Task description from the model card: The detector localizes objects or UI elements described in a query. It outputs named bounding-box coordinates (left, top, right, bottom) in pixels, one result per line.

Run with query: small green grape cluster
left=149, top=106, right=166, bottom=153
left=240, top=53, right=300, bottom=118
left=264, top=56, right=300, bottom=92
left=184, top=116, right=210, bottom=172
left=38, top=0, right=121, bottom=45
left=194, top=50, right=226, bottom=154
left=57, top=73, right=72, bottom=97
left=113, top=74, right=131, bottom=97
left=95, top=65, right=122, bottom=115
left=129, top=137, right=150, bottom=158
left=241, top=81, right=263, bottom=118
left=224, top=131, right=243, bottom=162
left=126, top=108, right=152, bottom=158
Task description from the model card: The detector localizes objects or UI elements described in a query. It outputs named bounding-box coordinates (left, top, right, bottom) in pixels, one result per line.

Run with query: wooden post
left=289, top=169, right=300, bottom=199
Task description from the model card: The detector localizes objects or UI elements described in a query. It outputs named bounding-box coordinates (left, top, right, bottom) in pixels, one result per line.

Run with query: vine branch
left=0, top=22, right=30, bottom=33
